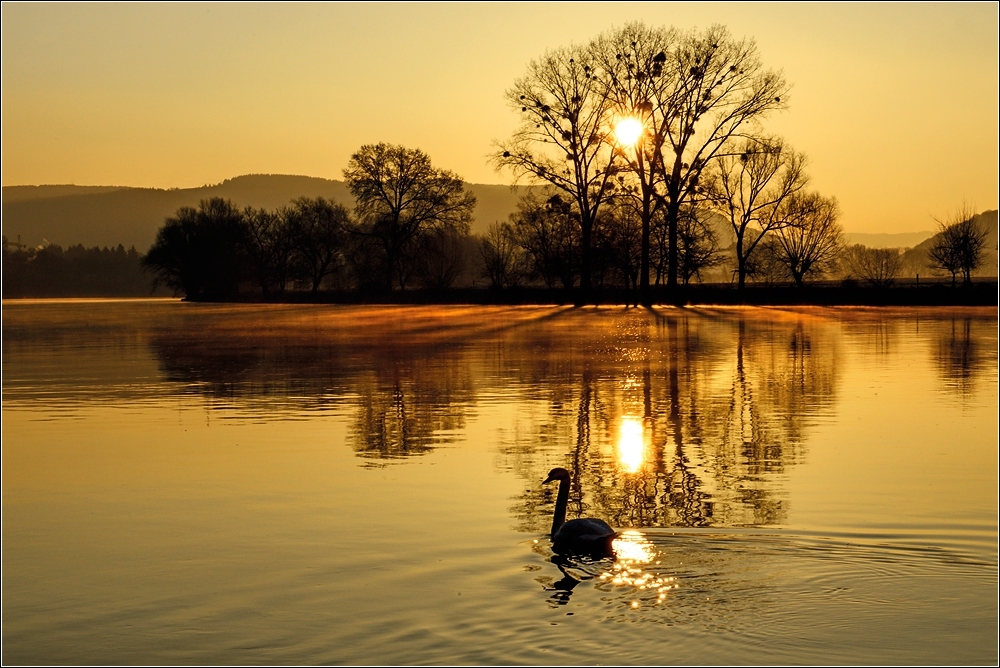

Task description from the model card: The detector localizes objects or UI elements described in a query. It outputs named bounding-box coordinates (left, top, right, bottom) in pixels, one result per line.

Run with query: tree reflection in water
left=502, top=308, right=841, bottom=532
left=142, top=304, right=994, bottom=528
left=934, top=316, right=992, bottom=396
left=349, top=361, right=472, bottom=464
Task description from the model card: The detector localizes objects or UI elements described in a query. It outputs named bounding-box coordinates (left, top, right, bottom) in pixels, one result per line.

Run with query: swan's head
left=543, top=467, right=571, bottom=484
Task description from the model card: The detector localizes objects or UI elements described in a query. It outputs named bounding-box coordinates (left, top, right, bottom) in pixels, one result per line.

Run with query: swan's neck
left=551, top=476, right=569, bottom=535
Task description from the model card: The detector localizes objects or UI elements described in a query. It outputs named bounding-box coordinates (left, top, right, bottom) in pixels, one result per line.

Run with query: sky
left=2, top=2, right=997, bottom=233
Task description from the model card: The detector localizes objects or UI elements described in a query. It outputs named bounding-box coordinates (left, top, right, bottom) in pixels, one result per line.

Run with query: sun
left=614, top=117, right=644, bottom=146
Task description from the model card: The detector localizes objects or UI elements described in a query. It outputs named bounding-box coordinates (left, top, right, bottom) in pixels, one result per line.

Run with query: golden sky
left=2, top=3, right=997, bottom=233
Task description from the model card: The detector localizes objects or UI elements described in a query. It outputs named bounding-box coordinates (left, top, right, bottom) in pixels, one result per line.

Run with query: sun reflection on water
left=602, top=530, right=678, bottom=607
left=617, top=417, right=646, bottom=473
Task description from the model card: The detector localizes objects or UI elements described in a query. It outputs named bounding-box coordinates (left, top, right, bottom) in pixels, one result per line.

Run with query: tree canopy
left=345, top=143, right=476, bottom=291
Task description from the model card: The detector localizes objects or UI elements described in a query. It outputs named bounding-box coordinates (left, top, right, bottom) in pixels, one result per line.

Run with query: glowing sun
left=614, top=117, right=644, bottom=146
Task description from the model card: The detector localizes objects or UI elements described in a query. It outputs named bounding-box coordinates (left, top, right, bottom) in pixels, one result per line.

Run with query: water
left=2, top=300, right=997, bottom=664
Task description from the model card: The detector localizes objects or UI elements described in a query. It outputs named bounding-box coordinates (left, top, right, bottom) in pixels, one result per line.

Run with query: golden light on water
left=612, top=529, right=654, bottom=563
left=613, top=117, right=643, bottom=146
left=617, top=417, right=645, bottom=473
left=604, top=530, right=678, bottom=607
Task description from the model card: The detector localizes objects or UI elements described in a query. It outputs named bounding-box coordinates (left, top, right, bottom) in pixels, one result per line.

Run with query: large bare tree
left=655, top=25, right=790, bottom=289
left=590, top=23, right=675, bottom=298
left=492, top=44, right=621, bottom=296
left=344, top=143, right=475, bottom=291
left=705, top=136, right=807, bottom=288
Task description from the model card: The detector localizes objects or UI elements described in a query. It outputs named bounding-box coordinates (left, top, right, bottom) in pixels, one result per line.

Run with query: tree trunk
left=735, top=234, right=747, bottom=290
left=665, top=159, right=683, bottom=290
left=639, top=173, right=653, bottom=305
left=579, top=217, right=593, bottom=297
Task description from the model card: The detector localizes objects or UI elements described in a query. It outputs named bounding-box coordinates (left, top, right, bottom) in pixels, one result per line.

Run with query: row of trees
left=136, top=21, right=996, bottom=301
left=489, top=21, right=991, bottom=299
left=492, top=22, right=799, bottom=298
left=2, top=238, right=154, bottom=297
left=481, top=193, right=992, bottom=291
left=144, top=144, right=479, bottom=299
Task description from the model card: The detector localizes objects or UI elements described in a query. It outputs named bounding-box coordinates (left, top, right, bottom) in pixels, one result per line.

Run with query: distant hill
left=2, top=174, right=539, bottom=251
left=2, top=185, right=128, bottom=203
left=5, top=174, right=984, bottom=265
left=901, top=210, right=999, bottom=278
left=844, top=231, right=935, bottom=249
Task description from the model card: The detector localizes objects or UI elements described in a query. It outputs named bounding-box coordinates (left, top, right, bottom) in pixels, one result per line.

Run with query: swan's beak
left=542, top=473, right=555, bottom=484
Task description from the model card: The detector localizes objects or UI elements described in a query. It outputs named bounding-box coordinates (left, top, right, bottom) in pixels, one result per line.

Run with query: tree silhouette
left=675, top=206, right=723, bottom=285
left=771, top=192, right=843, bottom=287
left=143, top=198, right=247, bottom=300
left=704, top=136, right=807, bottom=288
left=479, top=221, right=527, bottom=289
left=651, top=25, right=789, bottom=289
left=590, top=23, right=675, bottom=301
left=288, top=197, right=351, bottom=292
left=412, top=226, right=469, bottom=290
left=844, top=245, right=903, bottom=287
left=510, top=193, right=580, bottom=290
left=492, top=44, right=621, bottom=298
left=928, top=207, right=989, bottom=285
left=344, top=143, right=475, bottom=291
left=597, top=195, right=644, bottom=293
left=242, top=206, right=294, bottom=295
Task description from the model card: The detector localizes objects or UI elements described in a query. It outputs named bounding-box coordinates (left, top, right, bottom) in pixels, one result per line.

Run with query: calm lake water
left=2, top=300, right=997, bottom=664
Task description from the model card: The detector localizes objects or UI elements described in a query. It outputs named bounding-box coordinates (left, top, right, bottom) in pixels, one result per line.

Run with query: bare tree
left=588, top=23, right=789, bottom=296
left=413, top=227, right=469, bottom=290
left=844, top=245, right=904, bottom=287
left=590, top=23, right=675, bottom=298
left=742, top=233, right=787, bottom=286
left=243, top=206, right=294, bottom=295
left=928, top=206, right=989, bottom=285
left=344, top=143, right=475, bottom=291
left=510, top=193, right=580, bottom=290
left=479, top=221, right=526, bottom=289
left=598, top=195, right=644, bottom=292
left=492, top=44, right=621, bottom=296
left=654, top=25, right=789, bottom=289
left=771, top=192, right=843, bottom=287
left=288, top=197, right=351, bottom=293
left=705, top=136, right=808, bottom=288
left=676, top=206, right=724, bottom=284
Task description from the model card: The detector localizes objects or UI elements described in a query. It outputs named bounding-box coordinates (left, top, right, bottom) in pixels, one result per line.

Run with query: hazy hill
left=4, top=174, right=982, bottom=263
left=900, top=209, right=998, bottom=278
left=3, top=185, right=128, bottom=203
left=844, top=231, right=934, bottom=248
left=2, top=175, right=537, bottom=251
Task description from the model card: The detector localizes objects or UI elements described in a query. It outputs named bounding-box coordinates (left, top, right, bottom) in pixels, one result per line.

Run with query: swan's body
left=544, top=467, right=617, bottom=557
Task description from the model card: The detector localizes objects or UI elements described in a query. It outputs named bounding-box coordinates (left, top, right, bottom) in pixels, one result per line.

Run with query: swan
left=543, top=467, right=617, bottom=557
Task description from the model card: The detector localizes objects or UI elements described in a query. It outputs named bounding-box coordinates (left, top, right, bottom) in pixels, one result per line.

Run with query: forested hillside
left=2, top=175, right=536, bottom=250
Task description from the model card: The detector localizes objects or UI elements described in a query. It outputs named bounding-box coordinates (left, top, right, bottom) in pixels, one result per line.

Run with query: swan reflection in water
left=542, top=531, right=679, bottom=607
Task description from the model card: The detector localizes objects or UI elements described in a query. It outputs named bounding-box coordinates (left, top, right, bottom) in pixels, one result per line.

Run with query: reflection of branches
left=352, top=381, right=430, bottom=462
left=148, top=306, right=495, bottom=463
left=144, top=304, right=846, bottom=527
left=505, top=308, right=840, bottom=531
left=935, top=317, right=988, bottom=396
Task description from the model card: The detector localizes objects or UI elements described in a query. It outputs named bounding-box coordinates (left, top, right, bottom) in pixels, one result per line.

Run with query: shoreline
left=220, top=280, right=999, bottom=307
left=3, top=280, right=997, bottom=307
